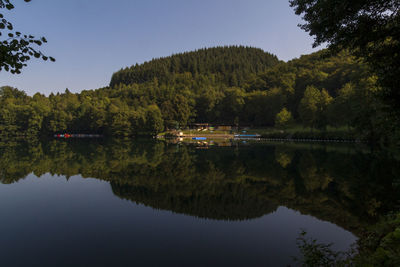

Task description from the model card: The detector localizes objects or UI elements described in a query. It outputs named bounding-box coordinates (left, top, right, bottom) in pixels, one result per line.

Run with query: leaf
left=5, top=3, right=15, bottom=10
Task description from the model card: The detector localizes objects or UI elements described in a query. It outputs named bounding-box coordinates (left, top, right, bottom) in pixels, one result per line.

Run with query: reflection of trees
left=111, top=183, right=278, bottom=221
left=0, top=140, right=399, bottom=231
left=298, top=151, right=333, bottom=192
left=274, top=146, right=294, bottom=168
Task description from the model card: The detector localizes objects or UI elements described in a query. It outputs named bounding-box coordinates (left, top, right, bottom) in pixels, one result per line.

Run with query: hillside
left=0, top=47, right=388, bottom=143
left=110, top=46, right=280, bottom=87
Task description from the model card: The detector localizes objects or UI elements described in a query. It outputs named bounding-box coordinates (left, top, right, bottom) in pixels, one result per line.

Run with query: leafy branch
left=0, top=0, right=54, bottom=74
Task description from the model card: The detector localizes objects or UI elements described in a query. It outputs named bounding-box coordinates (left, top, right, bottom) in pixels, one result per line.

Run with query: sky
left=0, top=0, right=322, bottom=95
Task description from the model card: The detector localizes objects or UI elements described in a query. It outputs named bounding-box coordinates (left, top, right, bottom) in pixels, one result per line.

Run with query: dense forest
left=0, top=46, right=395, bottom=145
left=110, top=46, right=280, bottom=87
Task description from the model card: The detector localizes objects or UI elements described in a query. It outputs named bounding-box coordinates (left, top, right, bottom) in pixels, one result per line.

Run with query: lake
left=0, top=139, right=398, bottom=266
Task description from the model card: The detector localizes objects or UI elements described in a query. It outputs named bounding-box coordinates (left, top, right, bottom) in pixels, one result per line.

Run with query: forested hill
left=0, top=47, right=393, bottom=144
left=110, top=46, right=280, bottom=87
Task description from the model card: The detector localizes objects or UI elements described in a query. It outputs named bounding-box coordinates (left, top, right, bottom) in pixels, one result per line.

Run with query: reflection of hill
left=0, top=140, right=398, bottom=231
left=111, top=183, right=278, bottom=220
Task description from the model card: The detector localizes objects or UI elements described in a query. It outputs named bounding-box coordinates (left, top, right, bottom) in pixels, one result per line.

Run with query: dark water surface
left=0, top=139, right=398, bottom=266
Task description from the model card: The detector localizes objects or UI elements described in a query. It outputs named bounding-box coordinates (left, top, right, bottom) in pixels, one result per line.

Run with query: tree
left=290, top=0, right=400, bottom=114
left=171, top=94, right=192, bottom=126
left=298, top=86, right=333, bottom=129
left=0, top=0, right=54, bottom=73
left=327, top=83, right=356, bottom=127
left=298, top=86, right=320, bottom=128
left=145, top=105, right=164, bottom=135
left=194, top=86, right=221, bottom=123
left=275, top=107, right=293, bottom=129
left=216, top=87, right=245, bottom=124
left=317, top=89, right=333, bottom=128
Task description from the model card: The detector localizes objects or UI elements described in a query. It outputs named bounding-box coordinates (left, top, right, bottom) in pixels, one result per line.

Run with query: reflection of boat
left=192, top=137, right=207, bottom=140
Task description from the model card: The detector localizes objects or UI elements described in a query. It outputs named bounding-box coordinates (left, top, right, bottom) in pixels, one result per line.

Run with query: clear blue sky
left=0, top=0, right=321, bottom=95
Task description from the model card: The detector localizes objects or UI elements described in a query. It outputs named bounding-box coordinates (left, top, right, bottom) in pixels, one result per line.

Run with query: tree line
left=0, top=46, right=393, bottom=144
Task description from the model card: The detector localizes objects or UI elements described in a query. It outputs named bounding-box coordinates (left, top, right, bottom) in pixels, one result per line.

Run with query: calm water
left=0, top=139, right=399, bottom=266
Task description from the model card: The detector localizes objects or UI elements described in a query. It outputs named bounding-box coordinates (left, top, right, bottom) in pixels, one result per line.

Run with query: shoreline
left=158, top=134, right=360, bottom=143
left=158, top=128, right=360, bottom=143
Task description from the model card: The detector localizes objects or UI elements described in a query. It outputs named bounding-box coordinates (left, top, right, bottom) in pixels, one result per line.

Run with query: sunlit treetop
left=290, top=0, right=400, bottom=112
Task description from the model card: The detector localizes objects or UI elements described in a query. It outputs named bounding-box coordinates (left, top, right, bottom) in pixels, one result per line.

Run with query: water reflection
left=0, top=139, right=398, bottom=235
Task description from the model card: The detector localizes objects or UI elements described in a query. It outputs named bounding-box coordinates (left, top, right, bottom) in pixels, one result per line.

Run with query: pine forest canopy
left=110, top=46, right=280, bottom=88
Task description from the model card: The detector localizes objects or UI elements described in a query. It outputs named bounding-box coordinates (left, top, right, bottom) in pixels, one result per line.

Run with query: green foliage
left=0, top=47, right=394, bottom=142
left=298, top=86, right=321, bottom=128
left=355, top=213, right=400, bottom=266
left=275, top=107, right=292, bottom=128
left=110, top=46, right=280, bottom=87
left=295, top=212, right=400, bottom=267
left=145, top=104, right=164, bottom=135
left=294, top=231, right=352, bottom=267
left=0, top=0, right=54, bottom=73
left=290, top=0, right=400, bottom=147
left=298, top=86, right=332, bottom=129
left=327, top=83, right=357, bottom=127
